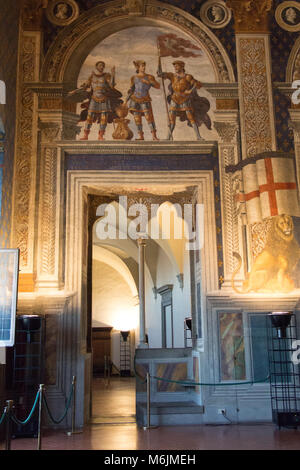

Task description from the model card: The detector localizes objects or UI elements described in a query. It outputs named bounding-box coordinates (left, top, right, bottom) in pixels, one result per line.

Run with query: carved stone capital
left=39, top=122, right=62, bottom=144
left=38, top=113, right=81, bottom=143
left=214, top=121, right=239, bottom=144
left=227, top=0, right=273, bottom=33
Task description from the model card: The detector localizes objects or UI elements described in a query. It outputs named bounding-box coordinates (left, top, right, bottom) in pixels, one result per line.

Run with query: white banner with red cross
left=238, top=155, right=300, bottom=225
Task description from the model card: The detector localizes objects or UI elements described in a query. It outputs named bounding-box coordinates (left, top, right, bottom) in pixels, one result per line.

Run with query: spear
left=157, top=39, right=173, bottom=141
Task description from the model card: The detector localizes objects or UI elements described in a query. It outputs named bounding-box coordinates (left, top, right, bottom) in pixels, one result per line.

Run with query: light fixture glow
left=112, top=306, right=139, bottom=332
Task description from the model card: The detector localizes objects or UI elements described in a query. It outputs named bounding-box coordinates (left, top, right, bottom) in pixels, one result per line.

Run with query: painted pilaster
left=226, top=0, right=277, bottom=273
left=11, top=30, right=41, bottom=292
left=214, top=108, right=245, bottom=285
left=36, top=102, right=79, bottom=291
left=227, top=0, right=277, bottom=159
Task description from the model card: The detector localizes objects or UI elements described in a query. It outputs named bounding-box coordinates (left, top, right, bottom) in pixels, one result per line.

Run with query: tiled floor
left=2, top=376, right=300, bottom=451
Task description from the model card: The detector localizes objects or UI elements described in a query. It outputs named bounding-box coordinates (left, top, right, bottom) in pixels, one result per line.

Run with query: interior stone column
left=137, top=238, right=148, bottom=348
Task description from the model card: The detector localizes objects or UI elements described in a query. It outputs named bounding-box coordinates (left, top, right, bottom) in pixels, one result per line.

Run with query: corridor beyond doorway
left=91, top=376, right=136, bottom=425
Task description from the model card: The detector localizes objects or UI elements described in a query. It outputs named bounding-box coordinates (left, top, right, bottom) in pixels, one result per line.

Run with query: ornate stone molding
left=56, top=140, right=216, bottom=155
left=219, top=146, right=240, bottom=278
left=214, top=111, right=241, bottom=281
left=105, top=0, right=146, bottom=17
left=12, top=32, right=41, bottom=271
left=38, top=147, right=58, bottom=277
left=286, top=35, right=300, bottom=82
left=88, top=187, right=197, bottom=227
left=203, top=83, right=238, bottom=99
left=237, top=36, right=276, bottom=158
left=41, top=0, right=235, bottom=84
left=227, top=0, right=273, bottom=33
left=293, top=53, right=300, bottom=81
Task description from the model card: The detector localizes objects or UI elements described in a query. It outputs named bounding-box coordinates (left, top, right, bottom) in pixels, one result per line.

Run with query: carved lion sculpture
left=232, top=214, right=300, bottom=294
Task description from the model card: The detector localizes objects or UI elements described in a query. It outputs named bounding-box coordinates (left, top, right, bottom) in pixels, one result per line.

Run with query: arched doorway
left=85, top=186, right=208, bottom=423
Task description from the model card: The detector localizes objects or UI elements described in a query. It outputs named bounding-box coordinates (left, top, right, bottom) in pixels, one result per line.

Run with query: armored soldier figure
left=127, top=60, right=160, bottom=141
left=158, top=60, right=207, bottom=140
left=80, top=61, right=117, bottom=141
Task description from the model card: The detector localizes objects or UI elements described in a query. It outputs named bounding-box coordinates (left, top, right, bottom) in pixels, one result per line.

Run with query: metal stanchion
left=143, top=372, right=157, bottom=431
left=5, top=400, right=13, bottom=450
left=143, top=372, right=157, bottom=430
left=103, top=356, right=111, bottom=387
left=71, top=376, right=76, bottom=434
left=147, top=372, right=151, bottom=428
left=67, top=376, right=82, bottom=436
left=37, top=384, right=44, bottom=450
left=104, top=356, right=107, bottom=381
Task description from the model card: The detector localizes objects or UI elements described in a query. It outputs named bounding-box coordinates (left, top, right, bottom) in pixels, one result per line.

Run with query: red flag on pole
left=157, top=33, right=202, bottom=58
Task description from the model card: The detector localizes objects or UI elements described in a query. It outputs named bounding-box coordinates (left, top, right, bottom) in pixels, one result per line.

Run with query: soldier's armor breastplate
left=133, top=76, right=151, bottom=100
left=92, top=74, right=109, bottom=103
left=172, top=75, right=192, bottom=105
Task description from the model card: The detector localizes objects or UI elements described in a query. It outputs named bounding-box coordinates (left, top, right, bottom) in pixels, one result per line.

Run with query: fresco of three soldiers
left=78, top=58, right=211, bottom=141
left=74, top=32, right=212, bottom=141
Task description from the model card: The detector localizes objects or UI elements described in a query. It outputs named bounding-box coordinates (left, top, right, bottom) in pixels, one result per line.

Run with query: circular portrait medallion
left=275, top=1, right=300, bottom=32
left=199, top=0, right=232, bottom=29
left=46, top=0, right=79, bottom=26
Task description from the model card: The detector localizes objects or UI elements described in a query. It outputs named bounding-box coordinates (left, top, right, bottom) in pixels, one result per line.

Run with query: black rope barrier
left=0, top=408, right=6, bottom=426
left=134, top=361, right=271, bottom=430
left=10, top=389, right=40, bottom=426
left=43, top=385, right=74, bottom=425
left=133, top=355, right=270, bottom=387
left=0, top=376, right=76, bottom=450
left=152, top=375, right=271, bottom=387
